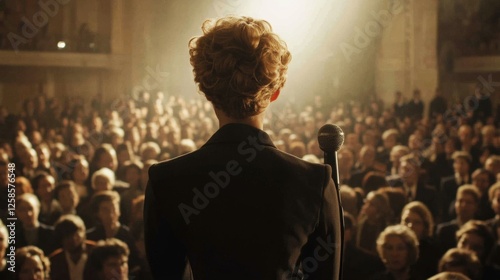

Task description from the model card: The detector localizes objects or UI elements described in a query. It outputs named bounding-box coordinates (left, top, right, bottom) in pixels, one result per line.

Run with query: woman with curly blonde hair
left=145, top=16, right=342, bottom=279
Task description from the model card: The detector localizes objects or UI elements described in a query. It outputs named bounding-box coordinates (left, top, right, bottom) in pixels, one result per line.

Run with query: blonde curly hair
left=189, top=16, right=291, bottom=119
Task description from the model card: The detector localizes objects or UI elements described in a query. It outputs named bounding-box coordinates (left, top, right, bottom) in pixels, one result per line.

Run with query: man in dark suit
left=16, top=193, right=55, bottom=255
left=144, top=16, right=341, bottom=280
left=440, top=151, right=473, bottom=222
left=387, top=154, right=440, bottom=220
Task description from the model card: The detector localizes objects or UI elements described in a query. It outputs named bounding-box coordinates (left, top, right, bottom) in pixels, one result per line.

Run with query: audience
left=0, top=89, right=497, bottom=279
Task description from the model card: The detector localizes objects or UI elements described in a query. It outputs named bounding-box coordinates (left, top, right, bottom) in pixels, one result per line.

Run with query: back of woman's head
left=189, top=16, right=291, bottom=119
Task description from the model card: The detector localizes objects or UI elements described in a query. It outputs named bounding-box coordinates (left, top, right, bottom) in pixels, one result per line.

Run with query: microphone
left=317, top=124, right=344, bottom=188
left=317, top=123, right=345, bottom=280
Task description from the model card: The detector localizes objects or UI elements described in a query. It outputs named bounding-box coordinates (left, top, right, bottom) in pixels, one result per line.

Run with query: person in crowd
left=429, top=88, right=448, bottom=120
left=338, top=148, right=355, bottom=186
left=32, top=172, right=61, bottom=225
left=436, top=185, right=481, bottom=253
left=437, top=248, right=482, bottom=280
left=54, top=180, right=80, bottom=217
left=485, top=155, right=500, bottom=177
left=400, top=201, right=441, bottom=279
left=406, top=89, right=424, bottom=121
left=91, top=168, right=115, bottom=193
left=457, top=124, right=481, bottom=170
left=14, top=176, right=33, bottom=196
left=129, top=220, right=153, bottom=279
left=83, top=238, right=129, bottom=280
left=441, top=151, right=474, bottom=221
left=471, top=168, right=496, bottom=220
left=86, top=190, right=138, bottom=270
left=16, top=193, right=55, bottom=255
left=49, top=214, right=96, bottom=280
left=342, top=212, right=385, bottom=280
left=371, top=224, right=420, bottom=280
left=357, top=190, right=393, bottom=254
left=389, top=154, right=440, bottom=219
left=15, top=246, right=51, bottom=280
left=393, top=91, right=406, bottom=121
left=456, top=220, right=500, bottom=279
left=351, top=145, right=377, bottom=188
left=89, top=144, right=118, bottom=179
left=387, top=145, right=410, bottom=177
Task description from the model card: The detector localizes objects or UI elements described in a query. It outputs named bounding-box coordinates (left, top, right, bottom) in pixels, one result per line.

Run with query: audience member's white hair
left=91, top=167, right=116, bottom=189
left=17, top=193, right=41, bottom=210
left=179, top=139, right=197, bottom=154
left=302, top=154, right=320, bottom=164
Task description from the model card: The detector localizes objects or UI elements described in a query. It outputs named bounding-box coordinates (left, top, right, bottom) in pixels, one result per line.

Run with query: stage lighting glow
left=57, top=41, right=66, bottom=49
left=235, top=0, right=348, bottom=55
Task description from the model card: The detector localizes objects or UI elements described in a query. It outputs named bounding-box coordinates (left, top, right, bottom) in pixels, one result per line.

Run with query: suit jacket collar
left=203, top=123, right=276, bottom=148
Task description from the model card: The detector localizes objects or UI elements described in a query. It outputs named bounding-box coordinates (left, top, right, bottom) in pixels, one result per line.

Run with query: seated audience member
left=389, top=154, right=440, bottom=219
left=456, top=220, right=500, bottom=279
left=91, top=168, right=115, bottom=193
left=32, top=172, right=62, bottom=225
left=68, top=156, right=91, bottom=202
left=54, top=180, right=80, bottom=216
left=441, top=151, right=473, bottom=222
left=485, top=155, right=500, bottom=177
left=83, top=238, right=130, bottom=280
left=436, top=185, right=480, bottom=253
left=16, top=193, right=55, bottom=255
left=0, top=220, right=10, bottom=279
left=119, top=160, right=144, bottom=225
left=34, top=142, right=57, bottom=179
left=377, top=129, right=400, bottom=166
left=379, top=187, right=406, bottom=222
left=342, top=212, right=384, bottom=280
left=139, top=142, right=161, bottom=161
left=340, top=185, right=359, bottom=218
left=49, top=214, right=96, bottom=280
left=89, top=144, right=118, bottom=177
left=86, top=191, right=138, bottom=270
left=338, top=148, right=355, bottom=186
left=130, top=220, right=153, bottom=280
left=370, top=225, right=420, bottom=280
left=486, top=182, right=500, bottom=266
left=361, top=171, right=388, bottom=195
left=401, top=201, right=441, bottom=279
left=386, top=145, right=409, bottom=177
left=471, top=168, right=495, bottom=220
left=15, top=176, right=33, bottom=196
left=438, top=248, right=481, bottom=280
left=350, top=145, right=377, bottom=188
left=356, top=191, right=393, bottom=255
left=15, top=246, right=51, bottom=280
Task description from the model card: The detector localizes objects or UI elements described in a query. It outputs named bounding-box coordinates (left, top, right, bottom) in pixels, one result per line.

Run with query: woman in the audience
left=371, top=224, right=419, bottom=280
left=357, top=190, right=393, bottom=255
left=437, top=248, right=481, bottom=280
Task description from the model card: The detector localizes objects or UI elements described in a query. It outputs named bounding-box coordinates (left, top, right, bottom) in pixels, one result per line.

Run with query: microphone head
left=317, top=124, right=344, bottom=153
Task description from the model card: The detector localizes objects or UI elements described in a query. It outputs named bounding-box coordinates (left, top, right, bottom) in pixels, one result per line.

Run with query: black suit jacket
left=144, top=124, right=341, bottom=280
left=387, top=177, right=440, bottom=220
left=435, top=219, right=460, bottom=254
left=16, top=223, right=55, bottom=255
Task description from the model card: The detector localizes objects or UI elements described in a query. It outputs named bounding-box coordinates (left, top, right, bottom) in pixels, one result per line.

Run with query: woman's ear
left=270, top=89, right=280, bottom=102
